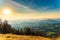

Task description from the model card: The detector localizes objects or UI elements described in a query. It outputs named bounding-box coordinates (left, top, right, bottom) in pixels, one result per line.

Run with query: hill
left=0, top=34, right=51, bottom=40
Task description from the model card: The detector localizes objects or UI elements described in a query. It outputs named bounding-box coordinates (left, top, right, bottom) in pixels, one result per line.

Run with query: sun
left=3, top=8, right=11, bottom=15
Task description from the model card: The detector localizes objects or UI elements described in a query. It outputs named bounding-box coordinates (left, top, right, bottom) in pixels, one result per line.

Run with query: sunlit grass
left=0, top=34, right=51, bottom=40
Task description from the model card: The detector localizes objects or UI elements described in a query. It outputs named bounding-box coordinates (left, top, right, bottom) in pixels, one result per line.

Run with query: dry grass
left=0, top=34, right=57, bottom=40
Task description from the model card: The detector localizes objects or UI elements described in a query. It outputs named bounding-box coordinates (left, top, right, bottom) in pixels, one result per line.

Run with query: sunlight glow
left=3, top=8, right=11, bottom=15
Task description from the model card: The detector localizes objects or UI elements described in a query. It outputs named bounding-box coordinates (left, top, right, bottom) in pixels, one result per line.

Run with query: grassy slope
left=0, top=34, right=52, bottom=40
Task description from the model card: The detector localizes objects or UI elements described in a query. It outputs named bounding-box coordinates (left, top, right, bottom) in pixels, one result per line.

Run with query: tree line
left=0, top=19, right=41, bottom=36
left=0, top=19, right=60, bottom=39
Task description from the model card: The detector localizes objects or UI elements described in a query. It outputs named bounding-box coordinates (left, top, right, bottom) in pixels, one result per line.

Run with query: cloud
left=12, top=0, right=60, bottom=12
left=4, top=0, right=39, bottom=14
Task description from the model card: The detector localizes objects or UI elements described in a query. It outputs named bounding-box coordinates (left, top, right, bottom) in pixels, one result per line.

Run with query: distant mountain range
left=9, top=19, right=60, bottom=31
left=8, top=19, right=60, bottom=37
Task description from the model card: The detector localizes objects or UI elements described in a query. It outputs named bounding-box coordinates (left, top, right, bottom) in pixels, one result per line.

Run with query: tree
left=24, top=27, right=31, bottom=35
left=0, top=19, right=2, bottom=33
left=2, top=20, right=12, bottom=33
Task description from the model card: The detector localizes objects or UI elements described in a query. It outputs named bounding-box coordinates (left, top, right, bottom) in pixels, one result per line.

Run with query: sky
left=13, top=0, right=60, bottom=12
left=0, top=0, right=60, bottom=20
